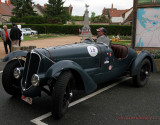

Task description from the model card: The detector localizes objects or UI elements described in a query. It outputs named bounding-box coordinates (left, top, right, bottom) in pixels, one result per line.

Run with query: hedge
left=0, top=24, right=132, bottom=36
left=11, top=16, right=46, bottom=24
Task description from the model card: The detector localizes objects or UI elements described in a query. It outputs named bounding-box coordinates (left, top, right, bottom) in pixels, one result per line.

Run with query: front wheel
left=2, top=59, right=25, bottom=96
left=133, top=58, right=151, bottom=87
left=51, top=71, right=73, bottom=119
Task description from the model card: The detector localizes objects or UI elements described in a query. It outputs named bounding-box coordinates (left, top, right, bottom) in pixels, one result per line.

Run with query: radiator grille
left=22, top=52, right=40, bottom=89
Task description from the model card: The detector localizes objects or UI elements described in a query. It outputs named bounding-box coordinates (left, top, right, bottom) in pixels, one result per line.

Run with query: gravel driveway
left=0, top=36, right=82, bottom=59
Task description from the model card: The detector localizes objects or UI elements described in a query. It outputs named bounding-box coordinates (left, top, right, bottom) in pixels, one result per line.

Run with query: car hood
left=35, top=42, right=99, bottom=61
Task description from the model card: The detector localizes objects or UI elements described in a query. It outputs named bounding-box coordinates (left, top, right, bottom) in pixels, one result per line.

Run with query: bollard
left=20, top=46, right=36, bottom=52
left=12, top=45, right=20, bottom=52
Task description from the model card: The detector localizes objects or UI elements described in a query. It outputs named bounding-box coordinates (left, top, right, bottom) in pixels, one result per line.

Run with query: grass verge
left=23, top=34, right=72, bottom=41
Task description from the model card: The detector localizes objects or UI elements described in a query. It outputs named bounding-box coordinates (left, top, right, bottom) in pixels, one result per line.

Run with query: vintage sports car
left=2, top=39, right=156, bottom=119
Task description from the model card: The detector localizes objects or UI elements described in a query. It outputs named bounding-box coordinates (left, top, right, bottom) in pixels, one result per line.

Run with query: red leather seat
left=111, top=44, right=128, bottom=59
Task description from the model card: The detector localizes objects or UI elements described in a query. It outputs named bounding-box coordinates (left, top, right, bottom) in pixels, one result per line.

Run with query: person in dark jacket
left=10, top=23, right=22, bottom=49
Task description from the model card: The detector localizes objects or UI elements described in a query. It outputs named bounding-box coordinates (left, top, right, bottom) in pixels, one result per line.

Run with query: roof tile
left=0, top=2, right=14, bottom=16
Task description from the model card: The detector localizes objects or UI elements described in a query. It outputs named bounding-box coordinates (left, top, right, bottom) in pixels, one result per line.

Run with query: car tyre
left=51, top=71, right=73, bottom=119
left=133, top=58, right=151, bottom=87
left=31, top=32, right=34, bottom=35
left=2, top=59, right=25, bottom=96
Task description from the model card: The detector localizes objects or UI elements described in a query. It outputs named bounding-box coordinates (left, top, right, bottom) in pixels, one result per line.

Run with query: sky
left=33, top=0, right=133, bottom=16
left=2, top=0, right=133, bottom=16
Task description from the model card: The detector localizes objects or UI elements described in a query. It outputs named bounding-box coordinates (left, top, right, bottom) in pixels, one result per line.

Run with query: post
left=131, top=0, right=137, bottom=49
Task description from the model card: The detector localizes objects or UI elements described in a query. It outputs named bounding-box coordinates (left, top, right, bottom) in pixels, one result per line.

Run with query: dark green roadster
left=2, top=39, right=156, bottom=119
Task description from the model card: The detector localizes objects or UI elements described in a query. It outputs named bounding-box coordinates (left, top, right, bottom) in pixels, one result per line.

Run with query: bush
left=151, top=50, right=160, bottom=59
left=71, top=16, right=84, bottom=21
left=3, top=24, right=131, bottom=36
left=90, top=25, right=131, bottom=36
left=20, top=24, right=82, bottom=34
left=11, top=16, right=46, bottom=24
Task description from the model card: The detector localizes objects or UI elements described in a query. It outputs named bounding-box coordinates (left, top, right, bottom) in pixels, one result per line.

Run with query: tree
left=90, top=12, right=95, bottom=22
left=45, top=0, right=71, bottom=24
left=91, top=14, right=110, bottom=23
left=11, top=0, right=36, bottom=18
left=71, top=16, right=83, bottom=21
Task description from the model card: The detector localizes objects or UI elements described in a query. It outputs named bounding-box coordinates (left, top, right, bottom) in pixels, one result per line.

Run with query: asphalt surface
left=0, top=61, right=160, bottom=125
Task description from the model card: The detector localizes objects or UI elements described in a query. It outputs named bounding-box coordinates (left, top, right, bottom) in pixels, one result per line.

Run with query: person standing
left=1, top=25, right=11, bottom=54
left=10, top=23, right=22, bottom=49
left=96, top=27, right=110, bottom=46
left=17, top=24, right=23, bottom=46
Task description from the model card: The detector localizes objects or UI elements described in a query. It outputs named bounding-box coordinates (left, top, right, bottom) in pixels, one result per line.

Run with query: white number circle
left=87, top=46, right=98, bottom=57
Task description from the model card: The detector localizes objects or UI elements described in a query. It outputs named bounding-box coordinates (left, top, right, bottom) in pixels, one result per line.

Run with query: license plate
left=21, top=96, right=32, bottom=104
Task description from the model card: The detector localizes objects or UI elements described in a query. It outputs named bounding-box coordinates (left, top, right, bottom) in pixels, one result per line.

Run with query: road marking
left=31, top=77, right=131, bottom=125
left=0, top=71, right=3, bottom=74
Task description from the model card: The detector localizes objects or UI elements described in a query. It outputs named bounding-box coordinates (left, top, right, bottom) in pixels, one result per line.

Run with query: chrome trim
left=32, top=51, right=42, bottom=74
left=31, top=74, right=40, bottom=86
left=13, top=68, right=21, bottom=79
left=24, top=53, right=32, bottom=89
left=21, top=51, right=42, bottom=91
left=145, top=71, right=149, bottom=76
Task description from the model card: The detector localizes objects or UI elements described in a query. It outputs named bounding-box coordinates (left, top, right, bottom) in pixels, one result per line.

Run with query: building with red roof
left=0, top=0, right=73, bottom=25
left=33, top=4, right=73, bottom=16
left=122, top=7, right=133, bottom=25
left=102, top=4, right=129, bottom=24
left=0, top=0, right=14, bottom=24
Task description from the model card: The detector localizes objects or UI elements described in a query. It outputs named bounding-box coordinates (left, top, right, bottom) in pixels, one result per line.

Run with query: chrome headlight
left=13, top=68, right=21, bottom=79
left=31, top=74, right=39, bottom=86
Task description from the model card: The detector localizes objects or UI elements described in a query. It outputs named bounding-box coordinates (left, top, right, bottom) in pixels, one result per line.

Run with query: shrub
left=90, top=25, right=131, bottom=36
left=10, top=16, right=46, bottom=24
left=151, top=50, right=160, bottom=59
left=3, top=24, right=131, bottom=36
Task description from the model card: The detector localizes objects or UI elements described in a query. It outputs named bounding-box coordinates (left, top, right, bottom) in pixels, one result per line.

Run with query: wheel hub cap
left=145, top=71, right=149, bottom=76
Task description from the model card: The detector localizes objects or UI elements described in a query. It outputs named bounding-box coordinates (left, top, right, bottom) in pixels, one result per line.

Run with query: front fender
left=45, top=60, right=97, bottom=94
left=131, top=50, right=157, bottom=76
left=3, top=50, right=28, bottom=62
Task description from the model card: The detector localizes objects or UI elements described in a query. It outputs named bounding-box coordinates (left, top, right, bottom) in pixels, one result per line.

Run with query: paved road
left=0, top=61, right=160, bottom=125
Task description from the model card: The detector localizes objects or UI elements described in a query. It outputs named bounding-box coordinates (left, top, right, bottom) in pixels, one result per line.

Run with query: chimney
left=44, top=4, right=47, bottom=9
left=111, top=3, right=113, bottom=9
left=5, top=0, right=8, bottom=4
left=8, top=0, right=11, bottom=5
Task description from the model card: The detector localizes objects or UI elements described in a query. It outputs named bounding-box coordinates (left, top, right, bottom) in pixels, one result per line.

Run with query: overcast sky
left=3, top=0, right=133, bottom=16
left=33, top=0, right=133, bottom=16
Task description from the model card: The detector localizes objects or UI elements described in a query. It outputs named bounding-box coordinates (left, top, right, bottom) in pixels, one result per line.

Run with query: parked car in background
left=21, top=29, right=31, bottom=35
left=22, top=28, right=38, bottom=35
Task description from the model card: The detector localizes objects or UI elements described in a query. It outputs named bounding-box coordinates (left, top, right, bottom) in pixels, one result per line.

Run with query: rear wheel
left=51, top=71, right=73, bottom=119
left=2, top=59, right=25, bottom=96
left=133, top=59, right=151, bottom=87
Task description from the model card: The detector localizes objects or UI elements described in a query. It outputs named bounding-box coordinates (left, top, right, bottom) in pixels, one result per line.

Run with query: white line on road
left=31, top=77, right=131, bottom=125
left=0, top=71, right=3, bottom=74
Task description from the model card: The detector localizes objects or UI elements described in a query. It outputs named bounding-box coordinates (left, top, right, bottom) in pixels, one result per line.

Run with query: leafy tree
left=11, top=0, right=36, bottom=18
left=91, top=14, right=110, bottom=23
left=45, top=0, right=71, bottom=24
left=71, top=16, right=83, bottom=21
left=90, top=12, right=95, bottom=22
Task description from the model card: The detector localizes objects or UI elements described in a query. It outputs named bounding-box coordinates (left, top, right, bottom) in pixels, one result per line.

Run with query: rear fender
left=131, top=50, right=157, bottom=76
left=45, top=60, right=97, bottom=94
left=3, top=50, right=28, bottom=62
